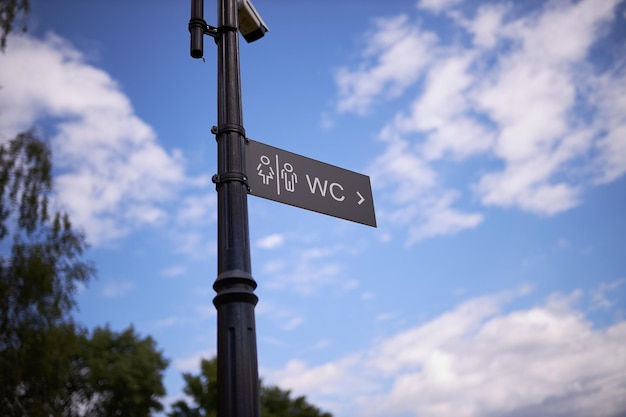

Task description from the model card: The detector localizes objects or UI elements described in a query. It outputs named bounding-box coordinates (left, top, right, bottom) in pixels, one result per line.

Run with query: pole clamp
left=211, top=124, right=247, bottom=141
left=212, top=172, right=250, bottom=191
left=188, top=18, right=218, bottom=39
left=218, top=25, right=238, bottom=34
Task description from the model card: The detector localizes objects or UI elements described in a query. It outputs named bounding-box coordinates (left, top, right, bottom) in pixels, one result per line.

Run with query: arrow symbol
left=357, top=191, right=365, bottom=205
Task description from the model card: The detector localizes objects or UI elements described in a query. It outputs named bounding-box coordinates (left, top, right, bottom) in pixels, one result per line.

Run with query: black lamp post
left=189, top=0, right=267, bottom=415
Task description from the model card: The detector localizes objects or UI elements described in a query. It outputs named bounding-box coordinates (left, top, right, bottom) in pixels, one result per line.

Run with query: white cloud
left=460, top=4, right=508, bottom=49
left=370, top=139, right=437, bottom=205
left=154, top=317, right=179, bottom=329
left=589, top=69, right=626, bottom=184
left=405, top=191, right=482, bottom=244
left=474, top=165, right=582, bottom=215
left=173, top=349, right=216, bottom=373
left=161, top=265, right=187, bottom=279
left=362, top=292, right=375, bottom=301
left=257, top=300, right=305, bottom=331
left=417, top=0, right=462, bottom=14
left=170, top=229, right=216, bottom=260
left=375, top=312, right=399, bottom=323
left=281, top=316, right=304, bottom=331
left=195, top=304, right=217, bottom=318
left=382, top=52, right=495, bottom=162
left=0, top=33, right=204, bottom=245
left=335, top=0, right=626, bottom=243
left=258, top=240, right=360, bottom=295
left=502, top=0, right=619, bottom=65
left=263, top=285, right=626, bottom=417
left=257, top=233, right=285, bottom=250
left=319, top=112, right=335, bottom=131
left=101, top=280, right=134, bottom=298
left=264, top=355, right=378, bottom=409
left=468, top=0, right=621, bottom=215
left=265, top=259, right=342, bottom=296
left=369, top=139, right=482, bottom=244
left=167, top=190, right=217, bottom=260
left=261, top=259, right=287, bottom=274
left=335, top=15, right=436, bottom=115
left=312, top=339, right=331, bottom=350
left=420, top=117, right=494, bottom=162
left=176, top=193, right=217, bottom=226
left=405, top=53, right=474, bottom=132
left=301, top=246, right=333, bottom=260
left=590, top=278, right=626, bottom=310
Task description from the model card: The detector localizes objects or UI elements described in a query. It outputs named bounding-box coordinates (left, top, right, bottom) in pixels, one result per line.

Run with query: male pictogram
left=281, top=162, right=297, bottom=192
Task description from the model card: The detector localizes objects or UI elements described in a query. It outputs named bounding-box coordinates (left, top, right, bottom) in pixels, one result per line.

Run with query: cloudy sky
left=1, top=0, right=625, bottom=416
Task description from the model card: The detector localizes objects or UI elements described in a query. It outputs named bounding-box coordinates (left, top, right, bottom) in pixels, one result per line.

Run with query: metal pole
left=189, top=0, right=260, bottom=416
left=213, top=0, right=260, bottom=414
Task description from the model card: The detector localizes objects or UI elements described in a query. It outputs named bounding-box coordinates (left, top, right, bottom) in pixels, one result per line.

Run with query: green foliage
left=71, top=326, right=170, bottom=417
left=0, top=132, right=169, bottom=416
left=0, top=0, right=30, bottom=51
left=169, top=357, right=332, bottom=417
left=0, top=129, right=52, bottom=239
left=261, top=385, right=332, bottom=417
left=170, top=357, right=218, bottom=417
left=0, top=130, right=96, bottom=415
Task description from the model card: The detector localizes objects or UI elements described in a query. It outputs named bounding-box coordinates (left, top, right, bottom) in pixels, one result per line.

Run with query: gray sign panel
left=245, top=139, right=376, bottom=227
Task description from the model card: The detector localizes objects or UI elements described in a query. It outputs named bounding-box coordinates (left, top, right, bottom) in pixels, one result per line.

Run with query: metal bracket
left=205, top=25, right=219, bottom=39
left=218, top=25, right=238, bottom=34
left=189, top=18, right=218, bottom=39
left=212, top=172, right=250, bottom=191
left=189, top=20, right=237, bottom=42
left=211, top=124, right=247, bottom=142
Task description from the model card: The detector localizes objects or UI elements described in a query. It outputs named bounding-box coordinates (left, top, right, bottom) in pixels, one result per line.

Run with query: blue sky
left=1, top=0, right=626, bottom=416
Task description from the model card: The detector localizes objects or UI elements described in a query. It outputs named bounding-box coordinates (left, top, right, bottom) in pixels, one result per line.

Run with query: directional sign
left=245, top=139, right=376, bottom=227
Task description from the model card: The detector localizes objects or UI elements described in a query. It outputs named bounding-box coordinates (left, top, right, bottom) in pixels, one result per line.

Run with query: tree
left=0, top=0, right=29, bottom=51
left=69, top=325, right=169, bottom=417
left=1, top=132, right=170, bottom=416
left=168, top=357, right=332, bottom=417
left=0, top=130, right=96, bottom=416
left=260, top=385, right=332, bottom=417
left=169, top=357, right=218, bottom=417
left=1, top=8, right=170, bottom=415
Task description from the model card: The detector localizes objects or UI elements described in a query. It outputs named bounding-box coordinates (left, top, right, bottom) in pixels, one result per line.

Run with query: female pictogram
left=256, top=155, right=275, bottom=185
